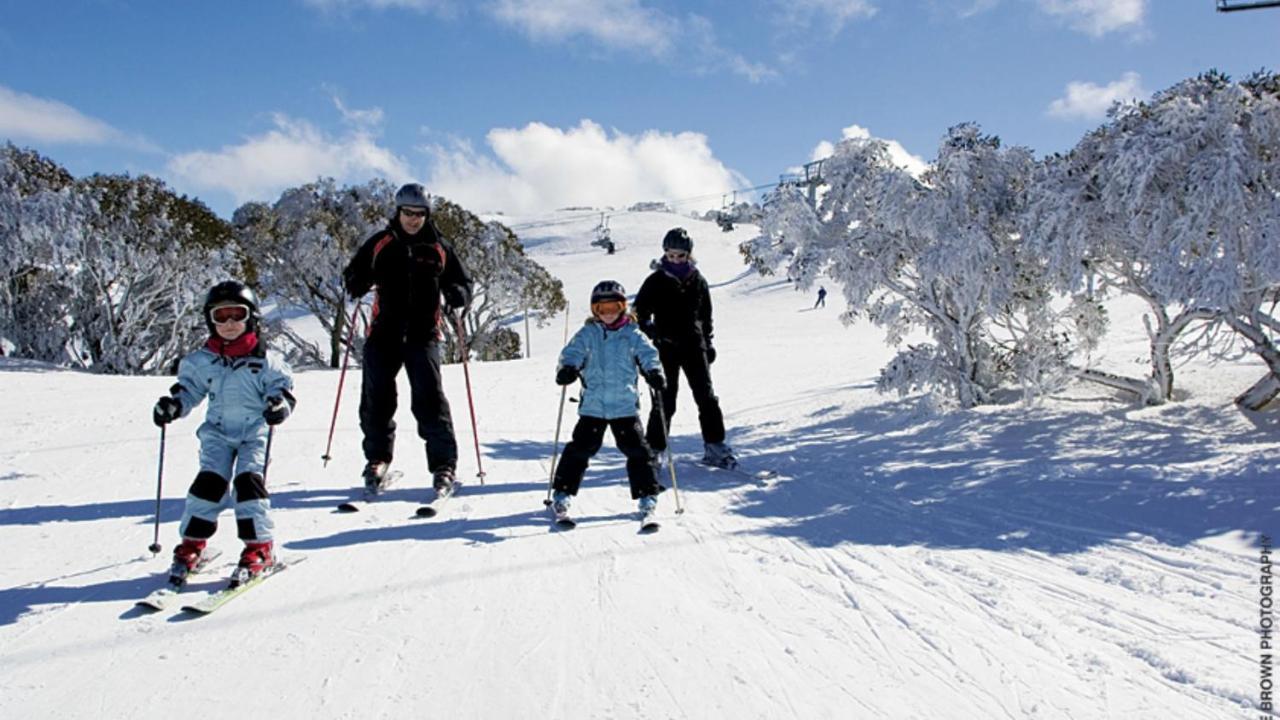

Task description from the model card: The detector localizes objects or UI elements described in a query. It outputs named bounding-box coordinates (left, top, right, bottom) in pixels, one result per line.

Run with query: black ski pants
left=554, top=416, right=661, bottom=500
left=645, top=341, right=725, bottom=451
left=359, top=336, right=458, bottom=472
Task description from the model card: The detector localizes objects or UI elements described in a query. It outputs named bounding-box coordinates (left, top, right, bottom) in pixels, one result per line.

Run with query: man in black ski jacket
left=634, top=227, right=736, bottom=469
left=342, top=183, right=473, bottom=494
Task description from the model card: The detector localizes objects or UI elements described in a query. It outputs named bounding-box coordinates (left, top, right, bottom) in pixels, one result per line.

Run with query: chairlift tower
left=777, top=159, right=826, bottom=210
left=1217, top=0, right=1280, bottom=10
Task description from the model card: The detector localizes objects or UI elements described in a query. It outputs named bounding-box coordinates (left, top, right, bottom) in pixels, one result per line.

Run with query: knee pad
left=233, top=472, right=268, bottom=501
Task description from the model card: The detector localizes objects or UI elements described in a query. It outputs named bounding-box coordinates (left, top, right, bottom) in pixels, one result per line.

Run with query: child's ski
left=179, top=555, right=306, bottom=615
left=414, top=480, right=461, bottom=518
left=336, top=470, right=403, bottom=512
left=135, top=549, right=224, bottom=611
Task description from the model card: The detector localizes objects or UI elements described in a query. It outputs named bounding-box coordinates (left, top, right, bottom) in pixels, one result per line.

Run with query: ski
left=549, top=505, right=577, bottom=529
left=336, top=470, right=403, bottom=512
left=414, top=480, right=461, bottom=518
left=179, top=555, right=306, bottom=615
left=135, top=549, right=224, bottom=611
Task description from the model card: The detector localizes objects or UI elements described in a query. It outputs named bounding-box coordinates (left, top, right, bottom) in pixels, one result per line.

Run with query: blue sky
left=1, top=1, right=1277, bottom=219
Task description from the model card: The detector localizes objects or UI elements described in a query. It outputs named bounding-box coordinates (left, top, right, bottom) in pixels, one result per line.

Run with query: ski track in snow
left=0, top=212, right=1272, bottom=719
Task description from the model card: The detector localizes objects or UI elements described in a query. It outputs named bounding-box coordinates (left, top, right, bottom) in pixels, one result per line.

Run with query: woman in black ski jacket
left=634, top=227, right=736, bottom=469
left=342, top=183, right=473, bottom=496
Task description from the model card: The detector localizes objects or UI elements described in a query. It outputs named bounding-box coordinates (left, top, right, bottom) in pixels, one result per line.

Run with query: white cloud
left=1047, top=71, right=1148, bottom=121
left=487, top=0, right=678, bottom=55
left=0, top=85, right=155, bottom=150
left=775, top=0, right=877, bottom=35
left=1036, top=0, right=1145, bottom=37
left=166, top=114, right=411, bottom=205
left=810, top=125, right=928, bottom=177
left=423, top=119, right=749, bottom=214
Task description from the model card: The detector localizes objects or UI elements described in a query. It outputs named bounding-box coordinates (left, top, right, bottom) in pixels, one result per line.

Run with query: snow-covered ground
left=1, top=211, right=1275, bottom=719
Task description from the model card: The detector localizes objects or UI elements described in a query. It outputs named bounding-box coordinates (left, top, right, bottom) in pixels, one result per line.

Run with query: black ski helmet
left=590, top=280, right=627, bottom=304
left=203, top=280, right=261, bottom=333
left=394, top=182, right=430, bottom=210
left=662, top=227, right=693, bottom=252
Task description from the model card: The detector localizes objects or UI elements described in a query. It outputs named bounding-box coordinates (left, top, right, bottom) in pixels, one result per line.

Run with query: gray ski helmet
left=662, top=227, right=693, bottom=252
left=590, top=280, right=626, bottom=304
left=203, top=280, right=261, bottom=332
left=394, top=182, right=430, bottom=209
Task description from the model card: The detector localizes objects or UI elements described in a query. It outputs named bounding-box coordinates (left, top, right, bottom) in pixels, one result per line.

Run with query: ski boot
left=362, top=460, right=390, bottom=494
left=432, top=467, right=456, bottom=498
left=230, top=541, right=275, bottom=587
left=702, top=442, right=738, bottom=470
left=551, top=490, right=573, bottom=516
left=169, top=538, right=207, bottom=587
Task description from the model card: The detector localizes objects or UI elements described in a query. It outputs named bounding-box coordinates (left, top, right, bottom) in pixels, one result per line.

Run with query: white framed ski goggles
left=209, top=304, right=251, bottom=325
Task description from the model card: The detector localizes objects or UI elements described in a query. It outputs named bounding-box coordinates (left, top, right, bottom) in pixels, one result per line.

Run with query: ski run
left=0, top=212, right=1274, bottom=719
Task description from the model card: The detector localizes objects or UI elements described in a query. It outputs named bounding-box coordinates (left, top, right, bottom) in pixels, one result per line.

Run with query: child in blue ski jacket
left=552, top=280, right=666, bottom=516
left=152, top=281, right=295, bottom=587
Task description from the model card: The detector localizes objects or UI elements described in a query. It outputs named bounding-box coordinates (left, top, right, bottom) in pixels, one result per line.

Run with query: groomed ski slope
left=0, top=211, right=1275, bottom=719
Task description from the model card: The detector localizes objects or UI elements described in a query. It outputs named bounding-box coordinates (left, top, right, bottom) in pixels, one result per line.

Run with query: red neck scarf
left=205, top=331, right=259, bottom=358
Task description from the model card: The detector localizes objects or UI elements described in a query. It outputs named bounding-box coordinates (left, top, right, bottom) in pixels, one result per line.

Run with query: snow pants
left=359, top=335, right=458, bottom=473
left=179, top=424, right=273, bottom=541
left=554, top=416, right=661, bottom=500
left=645, top=342, right=725, bottom=451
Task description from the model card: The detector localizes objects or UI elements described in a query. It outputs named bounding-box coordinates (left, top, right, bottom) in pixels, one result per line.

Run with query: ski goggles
left=399, top=207, right=428, bottom=218
left=209, top=304, right=251, bottom=324
left=591, top=299, right=626, bottom=317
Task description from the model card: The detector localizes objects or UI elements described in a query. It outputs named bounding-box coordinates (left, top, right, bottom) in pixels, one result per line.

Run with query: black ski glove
left=706, top=345, right=716, bottom=365
left=644, top=369, right=666, bottom=392
left=153, top=396, right=182, bottom=427
left=263, top=395, right=291, bottom=426
left=555, top=366, right=579, bottom=386
left=442, top=284, right=469, bottom=313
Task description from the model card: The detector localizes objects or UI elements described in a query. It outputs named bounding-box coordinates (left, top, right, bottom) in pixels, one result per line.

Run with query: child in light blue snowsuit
left=552, top=280, right=666, bottom=515
left=152, top=281, right=294, bottom=584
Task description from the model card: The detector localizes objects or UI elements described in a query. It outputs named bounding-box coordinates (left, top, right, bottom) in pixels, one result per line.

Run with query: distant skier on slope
left=814, top=285, right=826, bottom=308
left=151, top=281, right=295, bottom=587
left=551, top=281, right=666, bottom=519
left=342, top=183, right=474, bottom=499
left=634, top=228, right=737, bottom=469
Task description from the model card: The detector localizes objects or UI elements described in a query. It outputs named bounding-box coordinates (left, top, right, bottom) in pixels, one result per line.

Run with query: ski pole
left=544, top=303, right=573, bottom=506
left=149, top=425, right=166, bottom=554
left=321, top=301, right=362, bottom=467
left=263, top=425, right=275, bottom=485
left=650, top=385, right=684, bottom=514
left=543, top=385, right=569, bottom=506
left=452, top=310, right=486, bottom=485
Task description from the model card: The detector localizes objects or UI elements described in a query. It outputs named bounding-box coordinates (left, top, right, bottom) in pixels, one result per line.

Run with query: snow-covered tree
left=233, top=178, right=390, bottom=368
left=747, top=124, right=1048, bottom=407
left=1, top=147, right=229, bottom=373
left=1028, top=70, right=1280, bottom=408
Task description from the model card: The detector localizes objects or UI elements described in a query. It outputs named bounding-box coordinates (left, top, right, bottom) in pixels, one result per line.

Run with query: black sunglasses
left=400, top=208, right=428, bottom=218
